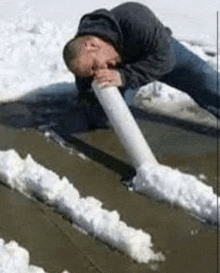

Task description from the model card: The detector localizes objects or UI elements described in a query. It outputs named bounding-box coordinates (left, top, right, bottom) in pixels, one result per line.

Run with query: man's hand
left=94, top=69, right=123, bottom=88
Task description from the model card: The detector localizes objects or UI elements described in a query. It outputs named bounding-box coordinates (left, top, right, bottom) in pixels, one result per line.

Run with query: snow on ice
left=0, top=149, right=165, bottom=264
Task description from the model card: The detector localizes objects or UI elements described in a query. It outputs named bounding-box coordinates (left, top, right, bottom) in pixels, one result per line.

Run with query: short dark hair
left=63, top=37, right=79, bottom=72
left=63, top=35, right=95, bottom=73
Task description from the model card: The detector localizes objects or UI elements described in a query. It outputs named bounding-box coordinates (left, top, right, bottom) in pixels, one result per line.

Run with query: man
left=63, top=2, right=219, bottom=128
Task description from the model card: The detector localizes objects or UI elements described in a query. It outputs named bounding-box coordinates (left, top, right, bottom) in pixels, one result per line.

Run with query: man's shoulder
left=110, top=2, right=162, bottom=34
left=111, top=2, right=149, bottom=11
left=111, top=2, right=155, bottom=19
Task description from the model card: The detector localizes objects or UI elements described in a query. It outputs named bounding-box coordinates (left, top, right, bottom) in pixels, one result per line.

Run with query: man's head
left=63, top=35, right=121, bottom=77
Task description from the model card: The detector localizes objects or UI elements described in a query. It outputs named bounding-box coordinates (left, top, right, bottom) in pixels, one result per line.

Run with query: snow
left=0, top=0, right=219, bottom=270
left=0, top=8, right=74, bottom=102
left=0, top=239, right=69, bottom=273
left=0, top=149, right=165, bottom=264
left=132, top=163, right=219, bottom=225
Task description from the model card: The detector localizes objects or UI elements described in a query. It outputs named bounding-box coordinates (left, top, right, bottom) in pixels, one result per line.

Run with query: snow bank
left=0, top=149, right=164, bottom=264
left=132, top=163, right=219, bottom=225
left=0, top=238, right=69, bottom=273
left=0, top=9, right=74, bottom=102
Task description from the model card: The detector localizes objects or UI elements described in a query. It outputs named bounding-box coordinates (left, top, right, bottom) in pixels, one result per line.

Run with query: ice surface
left=133, top=163, right=219, bottom=225
left=0, top=238, right=69, bottom=273
left=0, top=150, right=164, bottom=264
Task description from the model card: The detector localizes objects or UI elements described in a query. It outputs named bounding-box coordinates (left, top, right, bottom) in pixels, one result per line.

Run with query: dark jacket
left=75, top=2, right=175, bottom=94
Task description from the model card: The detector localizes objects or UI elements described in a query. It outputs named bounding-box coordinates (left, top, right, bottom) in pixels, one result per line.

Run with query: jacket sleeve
left=120, top=38, right=175, bottom=91
left=112, top=2, right=175, bottom=91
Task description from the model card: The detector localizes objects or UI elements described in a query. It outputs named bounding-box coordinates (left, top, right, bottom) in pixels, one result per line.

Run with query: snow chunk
left=133, top=163, right=219, bottom=224
left=0, top=238, right=69, bottom=273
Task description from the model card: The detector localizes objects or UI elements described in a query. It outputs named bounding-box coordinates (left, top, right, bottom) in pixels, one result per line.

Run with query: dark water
left=0, top=96, right=219, bottom=273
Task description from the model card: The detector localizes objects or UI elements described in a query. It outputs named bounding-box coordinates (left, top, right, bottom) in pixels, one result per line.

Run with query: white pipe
left=92, top=82, right=158, bottom=168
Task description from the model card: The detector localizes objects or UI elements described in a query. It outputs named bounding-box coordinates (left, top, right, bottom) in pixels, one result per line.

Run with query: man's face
left=72, top=38, right=119, bottom=77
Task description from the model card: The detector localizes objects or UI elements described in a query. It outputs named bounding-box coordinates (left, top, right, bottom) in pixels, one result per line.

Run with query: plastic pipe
left=92, top=82, right=158, bottom=169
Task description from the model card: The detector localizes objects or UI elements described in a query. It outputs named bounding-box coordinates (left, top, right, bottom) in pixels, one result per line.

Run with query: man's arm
left=119, top=45, right=175, bottom=90
left=112, top=2, right=175, bottom=90
left=75, top=69, right=124, bottom=93
left=93, top=69, right=125, bottom=88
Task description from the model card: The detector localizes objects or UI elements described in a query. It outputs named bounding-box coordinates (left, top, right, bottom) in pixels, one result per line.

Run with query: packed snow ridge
left=133, top=163, right=219, bottom=225
left=0, top=238, right=69, bottom=273
left=0, top=149, right=164, bottom=264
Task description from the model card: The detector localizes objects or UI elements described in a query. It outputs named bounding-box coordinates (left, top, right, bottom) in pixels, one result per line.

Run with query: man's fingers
left=95, top=68, right=117, bottom=78
left=94, top=69, right=122, bottom=87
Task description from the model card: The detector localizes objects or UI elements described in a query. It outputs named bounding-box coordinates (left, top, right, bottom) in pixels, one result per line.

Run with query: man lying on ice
left=63, top=2, right=220, bottom=129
